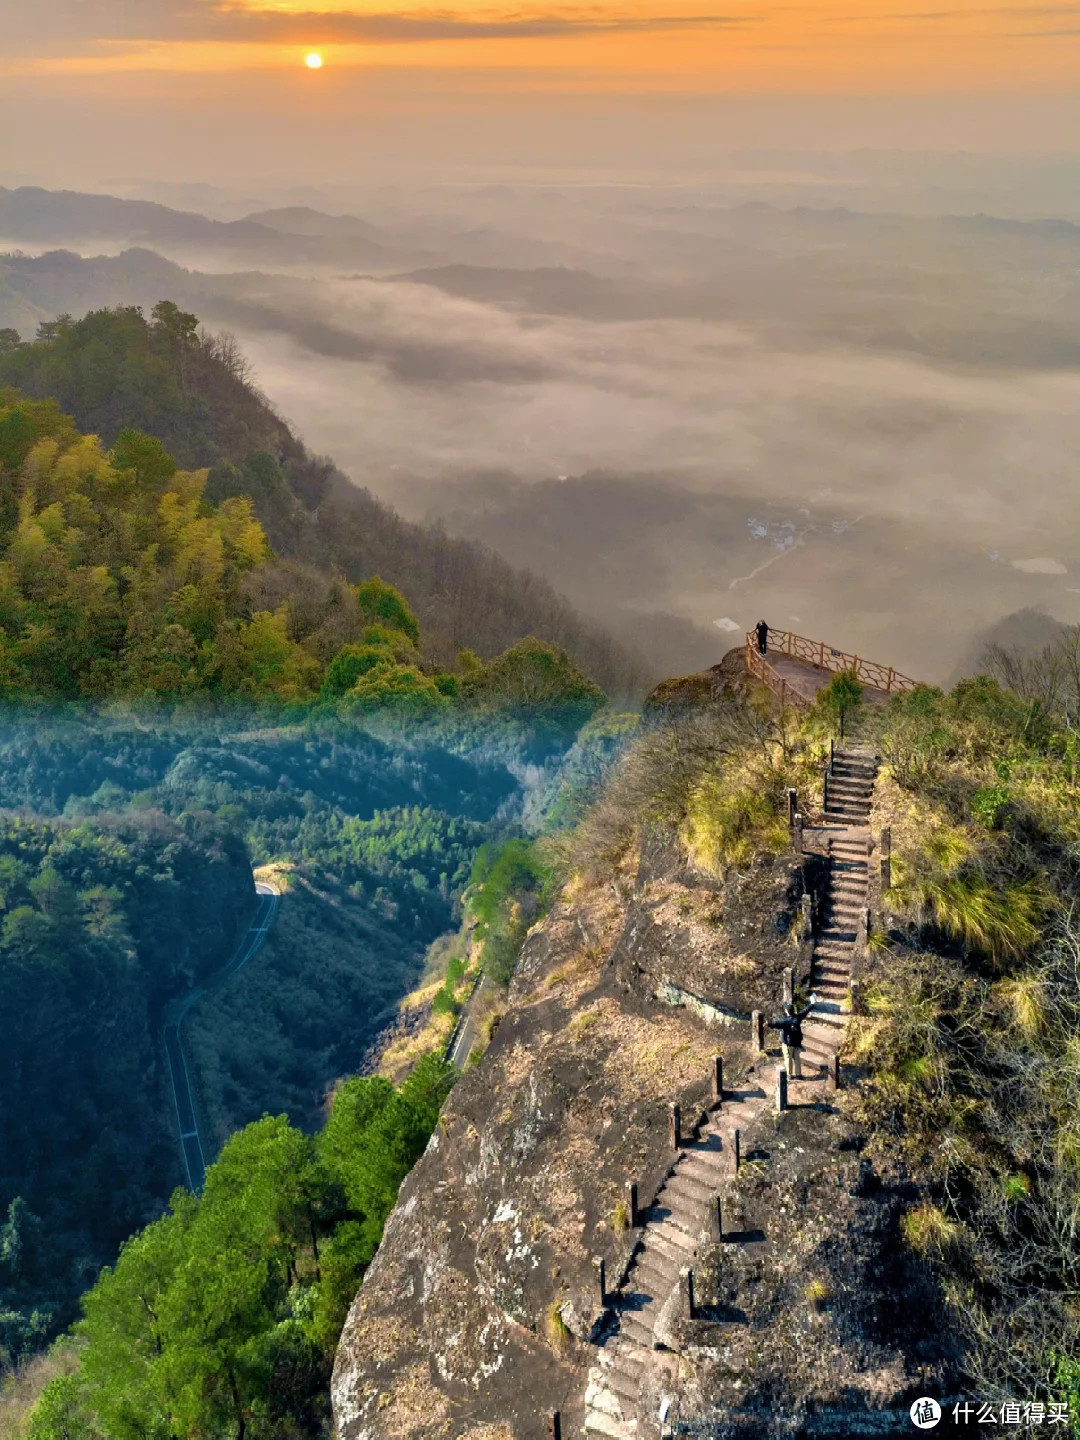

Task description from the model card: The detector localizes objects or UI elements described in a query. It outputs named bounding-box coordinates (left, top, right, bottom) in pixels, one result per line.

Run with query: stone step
left=604, top=1366, right=641, bottom=1405
left=648, top=1217, right=699, bottom=1253
left=806, top=1010, right=845, bottom=1030
left=631, top=1241, right=682, bottom=1277
left=664, top=1200, right=708, bottom=1235
left=585, top=1381, right=627, bottom=1419
left=664, top=1169, right=716, bottom=1206
left=585, top=1408, right=637, bottom=1438
left=682, top=1134, right=726, bottom=1161
left=802, top=1044, right=835, bottom=1065
left=604, top=1339, right=650, bottom=1374
left=631, top=1255, right=680, bottom=1295
left=804, top=1024, right=838, bottom=1047
left=617, top=1311, right=656, bottom=1349
left=626, top=1275, right=674, bottom=1313
left=642, top=1227, right=693, bottom=1268
left=678, top=1149, right=725, bottom=1185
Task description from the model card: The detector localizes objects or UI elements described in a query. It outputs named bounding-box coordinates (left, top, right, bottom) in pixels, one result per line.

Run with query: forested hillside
left=0, top=304, right=652, bottom=697
left=0, top=809, right=254, bottom=1366
left=0, top=709, right=521, bottom=1381
left=0, top=704, right=618, bottom=1438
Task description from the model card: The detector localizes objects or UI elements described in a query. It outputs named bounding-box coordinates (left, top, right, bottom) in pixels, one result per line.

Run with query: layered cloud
left=13, top=0, right=1080, bottom=84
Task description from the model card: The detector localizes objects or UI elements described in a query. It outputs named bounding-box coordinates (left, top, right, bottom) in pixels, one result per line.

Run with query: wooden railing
left=745, top=629, right=918, bottom=709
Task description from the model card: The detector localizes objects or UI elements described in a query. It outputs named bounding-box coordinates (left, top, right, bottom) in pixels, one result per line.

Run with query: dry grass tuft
left=901, top=1203, right=963, bottom=1257
left=545, top=1300, right=573, bottom=1357
left=0, top=1339, right=83, bottom=1440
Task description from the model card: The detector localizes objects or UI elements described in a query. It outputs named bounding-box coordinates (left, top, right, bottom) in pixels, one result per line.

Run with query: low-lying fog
left=231, top=277, right=1080, bottom=685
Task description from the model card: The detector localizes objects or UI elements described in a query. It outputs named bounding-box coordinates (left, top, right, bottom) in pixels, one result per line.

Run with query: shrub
left=971, top=784, right=1010, bottom=829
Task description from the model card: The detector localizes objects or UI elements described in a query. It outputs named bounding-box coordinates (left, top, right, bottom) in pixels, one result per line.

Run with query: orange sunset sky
left=8, top=1, right=1080, bottom=184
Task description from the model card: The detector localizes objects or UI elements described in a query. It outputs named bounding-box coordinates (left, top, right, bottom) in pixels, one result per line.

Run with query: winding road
left=446, top=974, right=486, bottom=1069
left=163, top=881, right=279, bottom=1192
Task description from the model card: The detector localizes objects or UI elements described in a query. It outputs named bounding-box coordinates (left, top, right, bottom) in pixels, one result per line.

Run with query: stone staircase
left=583, top=1082, right=769, bottom=1437
left=802, top=743, right=878, bottom=1076
left=581, top=741, right=880, bottom=1437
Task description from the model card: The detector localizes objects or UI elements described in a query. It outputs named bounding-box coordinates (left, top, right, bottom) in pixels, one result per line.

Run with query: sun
left=305, top=53, right=324, bottom=69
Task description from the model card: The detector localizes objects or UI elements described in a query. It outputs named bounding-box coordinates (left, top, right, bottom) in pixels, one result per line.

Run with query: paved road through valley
left=163, top=881, right=278, bottom=1191
left=447, top=974, right=486, bottom=1069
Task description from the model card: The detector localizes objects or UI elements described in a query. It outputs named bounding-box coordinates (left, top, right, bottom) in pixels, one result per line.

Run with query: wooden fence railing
left=744, top=630, right=918, bottom=709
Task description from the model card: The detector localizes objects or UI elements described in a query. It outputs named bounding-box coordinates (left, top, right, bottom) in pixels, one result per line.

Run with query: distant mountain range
left=242, top=205, right=385, bottom=241
left=0, top=186, right=400, bottom=268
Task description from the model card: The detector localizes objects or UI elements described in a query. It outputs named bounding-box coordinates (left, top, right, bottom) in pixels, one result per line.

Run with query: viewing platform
left=745, top=629, right=919, bottom=709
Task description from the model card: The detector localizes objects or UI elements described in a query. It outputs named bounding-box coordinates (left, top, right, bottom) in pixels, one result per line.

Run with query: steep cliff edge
left=331, top=703, right=956, bottom=1438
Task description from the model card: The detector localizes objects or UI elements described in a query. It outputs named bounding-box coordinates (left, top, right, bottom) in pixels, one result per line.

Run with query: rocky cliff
left=331, top=727, right=955, bottom=1439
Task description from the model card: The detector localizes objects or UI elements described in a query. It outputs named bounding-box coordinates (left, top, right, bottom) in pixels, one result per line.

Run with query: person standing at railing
left=755, top=619, right=770, bottom=656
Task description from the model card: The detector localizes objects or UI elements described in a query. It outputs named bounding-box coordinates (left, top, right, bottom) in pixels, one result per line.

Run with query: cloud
left=7, top=0, right=756, bottom=53
left=224, top=10, right=754, bottom=42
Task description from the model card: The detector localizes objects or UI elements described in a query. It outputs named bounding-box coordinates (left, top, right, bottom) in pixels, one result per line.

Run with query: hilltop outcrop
left=331, top=776, right=955, bottom=1437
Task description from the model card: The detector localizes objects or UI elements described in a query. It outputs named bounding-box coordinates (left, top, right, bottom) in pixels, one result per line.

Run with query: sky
left=8, top=0, right=1080, bottom=186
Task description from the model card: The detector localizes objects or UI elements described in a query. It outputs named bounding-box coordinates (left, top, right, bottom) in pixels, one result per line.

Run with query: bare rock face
left=332, top=846, right=956, bottom=1440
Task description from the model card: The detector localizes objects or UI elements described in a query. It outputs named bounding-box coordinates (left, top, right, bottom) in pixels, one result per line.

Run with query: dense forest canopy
left=0, top=382, right=612, bottom=741
left=0, top=304, right=653, bottom=697
left=24, top=1058, right=456, bottom=1440
left=0, top=709, right=531, bottom=1364
left=0, top=808, right=254, bottom=1367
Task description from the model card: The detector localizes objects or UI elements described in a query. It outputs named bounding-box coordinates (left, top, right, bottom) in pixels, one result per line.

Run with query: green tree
left=0, top=1196, right=44, bottom=1283
left=322, top=642, right=396, bottom=697
left=78, top=1195, right=195, bottom=1440
left=342, top=662, right=447, bottom=719
left=26, top=1373, right=100, bottom=1440
left=319, top=1057, right=454, bottom=1223
left=355, top=577, right=420, bottom=648
left=816, top=667, right=864, bottom=739
left=461, top=636, right=605, bottom=741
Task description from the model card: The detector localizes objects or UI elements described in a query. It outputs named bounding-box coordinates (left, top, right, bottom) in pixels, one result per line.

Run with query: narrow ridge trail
left=582, top=743, right=880, bottom=1439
